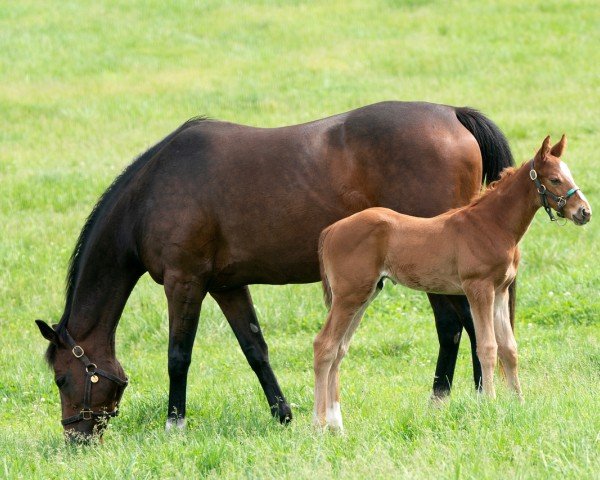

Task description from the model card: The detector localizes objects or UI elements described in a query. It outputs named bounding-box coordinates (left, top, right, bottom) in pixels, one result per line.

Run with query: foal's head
left=36, top=320, right=127, bottom=443
left=532, top=135, right=592, bottom=225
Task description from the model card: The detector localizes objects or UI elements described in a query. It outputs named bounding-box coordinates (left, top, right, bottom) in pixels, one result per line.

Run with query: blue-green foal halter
left=529, top=159, right=580, bottom=222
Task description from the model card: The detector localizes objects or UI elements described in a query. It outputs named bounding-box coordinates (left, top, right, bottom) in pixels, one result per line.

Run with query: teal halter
left=529, top=159, right=580, bottom=222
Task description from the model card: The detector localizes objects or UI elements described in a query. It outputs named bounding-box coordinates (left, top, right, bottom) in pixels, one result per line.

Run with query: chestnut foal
left=314, top=135, right=591, bottom=430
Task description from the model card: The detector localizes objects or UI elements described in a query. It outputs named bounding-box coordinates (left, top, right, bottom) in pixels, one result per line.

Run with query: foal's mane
left=45, top=116, right=209, bottom=365
left=468, top=166, right=518, bottom=207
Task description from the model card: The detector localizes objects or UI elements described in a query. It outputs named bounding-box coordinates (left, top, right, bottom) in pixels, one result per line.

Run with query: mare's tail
left=318, top=226, right=333, bottom=310
left=454, top=107, right=514, bottom=185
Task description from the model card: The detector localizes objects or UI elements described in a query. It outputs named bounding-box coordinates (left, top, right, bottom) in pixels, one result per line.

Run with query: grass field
left=1, top=0, right=599, bottom=478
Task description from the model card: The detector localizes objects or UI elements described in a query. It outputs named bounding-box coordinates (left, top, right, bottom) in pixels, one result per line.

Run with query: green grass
left=1, top=0, right=599, bottom=478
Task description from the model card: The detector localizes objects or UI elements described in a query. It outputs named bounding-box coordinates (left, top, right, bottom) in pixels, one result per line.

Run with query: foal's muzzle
left=572, top=205, right=591, bottom=225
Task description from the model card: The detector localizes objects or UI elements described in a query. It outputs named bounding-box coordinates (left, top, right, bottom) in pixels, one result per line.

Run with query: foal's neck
left=469, top=162, right=540, bottom=244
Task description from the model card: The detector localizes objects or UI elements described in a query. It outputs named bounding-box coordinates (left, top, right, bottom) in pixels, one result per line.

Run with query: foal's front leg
left=494, top=289, right=522, bottom=399
left=463, top=281, right=497, bottom=398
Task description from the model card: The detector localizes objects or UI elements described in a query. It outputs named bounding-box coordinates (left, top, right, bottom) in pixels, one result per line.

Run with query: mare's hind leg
left=428, top=294, right=463, bottom=398
left=446, top=295, right=483, bottom=392
left=494, top=289, right=522, bottom=399
left=164, top=273, right=207, bottom=430
left=210, top=287, right=292, bottom=423
left=428, top=294, right=483, bottom=399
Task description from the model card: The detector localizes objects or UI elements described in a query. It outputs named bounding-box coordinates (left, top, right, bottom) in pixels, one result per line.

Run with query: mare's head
left=531, top=135, right=591, bottom=225
left=36, top=320, right=128, bottom=443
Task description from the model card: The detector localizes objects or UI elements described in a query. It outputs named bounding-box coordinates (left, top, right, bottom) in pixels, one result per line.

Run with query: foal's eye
left=550, top=178, right=561, bottom=185
left=55, top=376, right=66, bottom=388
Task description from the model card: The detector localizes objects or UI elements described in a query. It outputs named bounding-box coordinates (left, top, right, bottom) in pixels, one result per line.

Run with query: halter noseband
left=529, top=159, right=580, bottom=222
left=60, top=329, right=128, bottom=426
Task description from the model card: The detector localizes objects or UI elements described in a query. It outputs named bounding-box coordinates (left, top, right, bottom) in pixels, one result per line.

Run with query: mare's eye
left=550, top=178, right=561, bottom=185
left=55, top=376, right=66, bottom=388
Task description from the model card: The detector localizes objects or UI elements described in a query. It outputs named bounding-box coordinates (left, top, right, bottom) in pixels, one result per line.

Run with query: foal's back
left=320, top=207, right=465, bottom=299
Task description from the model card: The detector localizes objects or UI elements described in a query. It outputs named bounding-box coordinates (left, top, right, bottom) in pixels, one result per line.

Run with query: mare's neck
left=64, top=256, right=141, bottom=351
left=470, top=162, right=541, bottom=244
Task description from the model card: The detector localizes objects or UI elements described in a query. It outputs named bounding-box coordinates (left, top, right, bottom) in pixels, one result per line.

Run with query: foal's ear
left=550, top=134, right=567, bottom=157
left=35, top=319, right=58, bottom=344
left=536, top=135, right=552, bottom=162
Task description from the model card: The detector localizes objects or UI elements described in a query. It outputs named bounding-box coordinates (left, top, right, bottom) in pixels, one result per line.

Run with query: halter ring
left=86, top=363, right=97, bottom=374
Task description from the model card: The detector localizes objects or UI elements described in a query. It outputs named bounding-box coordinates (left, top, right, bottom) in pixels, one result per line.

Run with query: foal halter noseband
left=529, top=159, right=580, bottom=222
left=60, top=329, right=129, bottom=426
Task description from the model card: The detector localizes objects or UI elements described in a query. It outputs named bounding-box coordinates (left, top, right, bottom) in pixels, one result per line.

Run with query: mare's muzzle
left=60, top=329, right=128, bottom=428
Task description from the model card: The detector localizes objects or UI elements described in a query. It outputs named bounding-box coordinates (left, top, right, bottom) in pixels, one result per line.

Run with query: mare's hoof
left=165, top=417, right=187, bottom=432
left=272, top=402, right=293, bottom=424
left=429, top=393, right=450, bottom=407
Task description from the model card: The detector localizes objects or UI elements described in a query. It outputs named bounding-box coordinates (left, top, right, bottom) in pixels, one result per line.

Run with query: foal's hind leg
left=326, top=283, right=382, bottom=430
left=211, top=287, right=292, bottom=423
left=164, top=273, right=208, bottom=430
left=494, top=289, right=522, bottom=399
left=313, top=298, right=366, bottom=429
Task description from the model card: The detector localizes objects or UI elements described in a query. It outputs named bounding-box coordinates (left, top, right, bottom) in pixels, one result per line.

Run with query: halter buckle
left=81, top=409, right=93, bottom=421
left=72, top=345, right=84, bottom=358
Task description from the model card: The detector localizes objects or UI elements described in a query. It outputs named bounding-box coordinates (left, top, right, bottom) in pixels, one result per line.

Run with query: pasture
left=1, top=0, right=598, bottom=478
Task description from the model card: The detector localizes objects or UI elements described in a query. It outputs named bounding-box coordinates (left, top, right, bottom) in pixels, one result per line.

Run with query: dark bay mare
left=35, top=101, right=514, bottom=440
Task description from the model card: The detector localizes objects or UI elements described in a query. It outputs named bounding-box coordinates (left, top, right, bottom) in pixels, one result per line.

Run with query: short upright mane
left=468, top=166, right=518, bottom=207
left=45, top=116, right=208, bottom=365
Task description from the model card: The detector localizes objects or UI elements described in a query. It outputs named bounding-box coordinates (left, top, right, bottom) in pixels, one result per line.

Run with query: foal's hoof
left=271, top=402, right=293, bottom=424
left=165, top=417, right=187, bottom=432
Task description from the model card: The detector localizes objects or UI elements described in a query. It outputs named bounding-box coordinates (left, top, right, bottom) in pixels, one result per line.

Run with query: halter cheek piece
left=529, top=159, right=580, bottom=222
left=60, top=329, right=129, bottom=426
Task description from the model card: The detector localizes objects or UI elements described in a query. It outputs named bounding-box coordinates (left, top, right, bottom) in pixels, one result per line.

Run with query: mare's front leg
left=164, top=274, right=207, bottom=430
left=211, top=287, right=292, bottom=423
left=494, top=288, right=522, bottom=399
left=463, top=281, right=497, bottom=398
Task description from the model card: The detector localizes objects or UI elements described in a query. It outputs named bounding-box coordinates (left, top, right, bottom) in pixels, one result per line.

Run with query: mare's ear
left=36, top=319, right=58, bottom=344
left=550, top=134, right=567, bottom=157
left=535, top=135, right=552, bottom=163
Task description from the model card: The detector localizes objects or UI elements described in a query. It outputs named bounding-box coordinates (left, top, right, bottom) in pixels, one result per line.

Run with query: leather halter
left=60, top=329, right=128, bottom=426
left=529, top=159, right=580, bottom=222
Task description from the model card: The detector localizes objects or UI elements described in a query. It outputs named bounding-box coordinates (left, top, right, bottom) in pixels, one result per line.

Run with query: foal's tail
left=454, top=107, right=514, bottom=185
left=318, top=226, right=333, bottom=310
left=455, top=106, right=517, bottom=332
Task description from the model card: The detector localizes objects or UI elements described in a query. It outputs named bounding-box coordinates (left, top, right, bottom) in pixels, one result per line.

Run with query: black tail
left=455, top=107, right=514, bottom=185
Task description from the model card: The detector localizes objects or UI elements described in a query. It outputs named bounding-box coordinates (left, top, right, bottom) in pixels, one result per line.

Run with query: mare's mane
left=45, top=116, right=208, bottom=365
